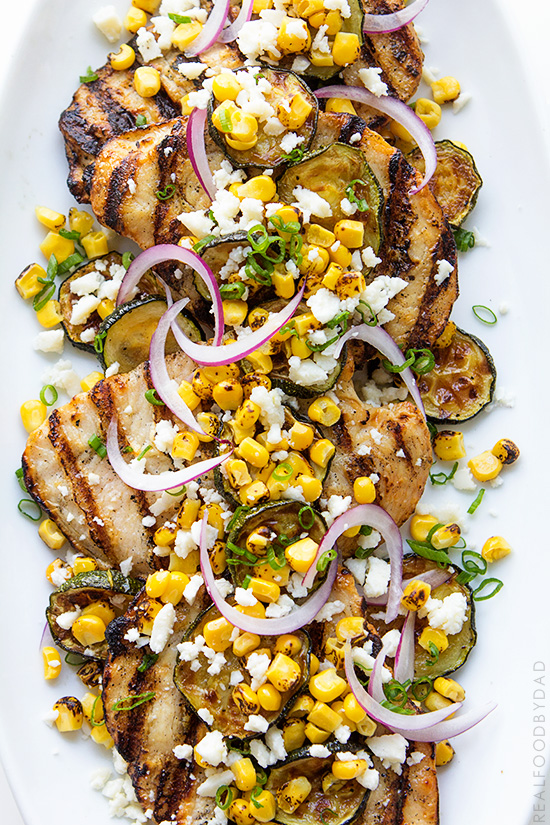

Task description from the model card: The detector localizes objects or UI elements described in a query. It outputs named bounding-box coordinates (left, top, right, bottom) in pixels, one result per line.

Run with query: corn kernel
left=43, top=646, right=62, bottom=680
left=295, top=474, right=323, bottom=502
left=410, top=513, right=438, bottom=542
left=356, top=715, right=377, bottom=736
left=133, top=65, right=161, bottom=97
left=233, top=757, right=257, bottom=792
left=248, top=789, right=276, bottom=822
left=223, top=299, right=248, bottom=327
left=36, top=298, right=63, bottom=327
left=335, top=270, right=366, bottom=300
left=304, top=721, right=331, bottom=743
left=272, top=268, right=296, bottom=299
left=431, top=523, right=461, bottom=550
left=491, top=438, right=520, bottom=465
left=110, top=43, right=136, bottom=70
left=293, top=0, right=324, bottom=16
left=248, top=577, right=280, bottom=604
left=91, top=724, right=114, bottom=748
left=308, top=397, right=340, bottom=426
left=424, top=691, right=454, bottom=713
left=53, top=697, right=84, bottom=732
left=307, top=701, right=343, bottom=733
left=401, top=579, right=432, bottom=611
left=245, top=350, right=273, bottom=374
left=277, top=92, right=313, bottom=130
left=39, top=231, right=74, bottom=263
left=285, top=537, right=319, bottom=573
left=154, top=523, right=177, bottom=548
left=82, top=600, right=116, bottom=625
left=72, top=556, right=97, bottom=575
left=177, top=379, right=202, bottom=411
left=72, top=615, right=107, bottom=647
left=482, top=535, right=512, bottom=562
left=431, top=76, right=461, bottom=105
left=237, top=175, right=277, bottom=202
left=283, top=718, right=306, bottom=751
left=434, top=676, right=465, bottom=703
left=81, top=231, right=109, bottom=259
left=334, top=219, right=364, bottom=248
left=227, top=459, right=253, bottom=489
left=146, top=570, right=171, bottom=599
left=418, top=626, right=449, bottom=654
left=213, top=380, right=244, bottom=410
left=233, top=632, right=261, bottom=658
left=132, top=0, right=160, bottom=12
left=204, top=616, right=235, bottom=652
left=266, top=652, right=302, bottom=692
left=226, top=134, right=258, bottom=151
left=197, top=411, right=219, bottom=442
left=226, top=110, right=259, bottom=144
left=209, top=541, right=227, bottom=575
left=212, top=72, right=243, bottom=102
left=336, top=617, right=365, bottom=642
left=46, top=558, right=72, bottom=585
left=277, top=17, right=311, bottom=54
left=332, top=758, right=369, bottom=780
left=309, top=668, right=347, bottom=702
left=435, top=320, right=456, bottom=349
left=353, top=476, right=376, bottom=504
left=276, top=776, right=312, bottom=814
left=433, top=430, right=466, bottom=461
left=171, top=20, right=203, bottom=50
left=80, top=371, right=104, bottom=392
left=299, top=244, right=330, bottom=277
left=343, top=692, right=366, bottom=723
left=329, top=241, right=352, bottom=268
left=309, top=439, right=336, bottom=468
left=35, top=206, right=65, bottom=231
left=172, top=430, right=200, bottom=461
left=232, top=683, right=261, bottom=715
left=20, top=399, right=48, bottom=432
left=241, top=480, right=270, bottom=506
left=414, top=98, right=442, bottom=129
left=38, top=518, right=66, bottom=550
left=306, top=224, right=336, bottom=249
left=332, top=31, right=360, bottom=65
left=15, top=263, right=47, bottom=299
left=435, top=739, right=455, bottom=766
left=177, top=497, right=201, bottom=530
left=229, top=798, right=256, bottom=825
left=124, top=6, right=147, bottom=32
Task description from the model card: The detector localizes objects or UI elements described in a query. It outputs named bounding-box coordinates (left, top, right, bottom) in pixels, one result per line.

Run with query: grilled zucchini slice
left=208, top=68, right=318, bottom=169
left=365, top=555, right=477, bottom=679
left=407, top=140, right=483, bottom=227
left=46, top=570, right=143, bottom=660
left=264, top=739, right=371, bottom=825
left=174, top=603, right=310, bottom=739
left=277, top=143, right=383, bottom=254
left=96, top=295, right=204, bottom=373
left=418, top=326, right=496, bottom=423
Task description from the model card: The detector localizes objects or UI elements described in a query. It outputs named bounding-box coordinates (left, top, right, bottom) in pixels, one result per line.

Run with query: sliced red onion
left=334, top=323, right=425, bottom=417
left=199, top=513, right=338, bottom=635
left=363, top=0, right=429, bottom=33
left=116, top=245, right=224, bottom=346
left=106, top=418, right=231, bottom=492
left=366, top=568, right=451, bottom=606
left=169, top=281, right=306, bottom=367
left=367, top=648, right=387, bottom=703
left=302, top=503, right=403, bottom=623
left=314, top=85, right=436, bottom=195
left=345, top=644, right=496, bottom=740
left=187, top=107, right=216, bottom=201
left=394, top=611, right=415, bottom=684
left=219, top=0, right=254, bottom=42
left=185, top=0, right=231, bottom=55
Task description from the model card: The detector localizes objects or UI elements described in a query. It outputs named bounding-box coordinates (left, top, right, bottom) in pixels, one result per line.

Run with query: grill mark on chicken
left=103, top=151, right=139, bottom=233
left=398, top=742, right=439, bottom=824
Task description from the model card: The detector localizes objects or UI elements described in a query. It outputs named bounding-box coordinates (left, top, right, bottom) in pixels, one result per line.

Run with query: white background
left=1, top=0, right=549, bottom=823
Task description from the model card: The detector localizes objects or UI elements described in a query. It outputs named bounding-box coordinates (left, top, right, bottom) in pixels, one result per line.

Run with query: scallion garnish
left=137, top=445, right=152, bottom=461
left=167, top=485, right=186, bottom=497
left=453, top=227, right=476, bottom=252
left=193, top=234, right=217, bottom=255
left=383, top=678, right=411, bottom=708
left=327, top=310, right=350, bottom=332
left=271, top=462, right=293, bottom=482
left=354, top=546, right=374, bottom=559
left=472, top=304, right=497, bottom=325
left=156, top=184, right=176, bottom=201
left=472, top=577, right=503, bottom=601
left=137, top=652, right=159, bottom=673
left=80, top=66, right=99, bottom=83
left=345, top=179, right=370, bottom=212
left=112, top=691, right=156, bottom=712
left=406, top=538, right=452, bottom=567
left=319, top=809, right=337, bottom=825
left=461, top=549, right=487, bottom=577
left=122, top=251, right=135, bottom=270
left=467, top=488, right=485, bottom=514
left=40, top=384, right=58, bottom=406
left=356, top=299, right=378, bottom=326
left=33, top=281, right=56, bottom=311
left=144, top=388, right=164, bottom=406
left=88, top=434, right=107, bottom=458
left=135, top=114, right=147, bottom=127
left=425, top=641, right=440, bottom=666
left=316, top=547, right=337, bottom=572
left=255, top=768, right=268, bottom=786
left=268, top=215, right=301, bottom=236
left=94, top=330, right=107, bottom=354
left=15, top=467, right=26, bottom=492
left=218, top=108, right=233, bottom=133
left=226, top=506, right=250, bottom=531
left=429, top=462, right=458, bottom=486
left=64, top=652, right=88, bottom=666
left=168, top=12, right=193, bottom=23
left=281, top=145, right=306, bottom=164
left=219, top=282, right=246, bottom=300
left=17, top=498, right=42, bottom=521
left=59, top=228, right=81, bottom=241
left=58, top=252, right=85, bottom=275
left=383, top=347, right=434, bottom=376
left=298, top=505, right=315, bottom=530
left=89, top=694, right=106, bottom=727
left=410, top=677, right=433, bottom=702
left=242, top=574, right=252, bottom=589
left=250, top=787, right=263, bottom=809
left=266, top=546, right=286, bottom=570
left=215, top=786, right=235, bottom=811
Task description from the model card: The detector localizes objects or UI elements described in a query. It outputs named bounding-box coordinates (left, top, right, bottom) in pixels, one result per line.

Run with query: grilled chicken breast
left=22, top=352, right=200, bottom=574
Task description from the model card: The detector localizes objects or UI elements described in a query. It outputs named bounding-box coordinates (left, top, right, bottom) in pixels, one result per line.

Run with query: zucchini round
left=208, top=68, right=318, bottom=169
left=264, top=739, right=371, bottom=825
left=174, top=603, right=311, bottom=739
left=46, top=570, right=143, bottom=660
left=193, top=232, right=270, bottom=304
left=277, top=143, right=383, bottom=254
left=407, top=140, right=483, bottom=227
left=226, top=500, right=327, bottom=590
left=96, top=295, right=204, bottom=373
left=418, top=326, right=496, bottom=423
left=365, top=555, right=477, bottom=679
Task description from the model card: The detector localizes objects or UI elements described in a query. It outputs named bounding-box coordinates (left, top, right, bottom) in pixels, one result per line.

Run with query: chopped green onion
left=472, top=577, right=503, bottom=601
left=319, top=809, right=337, bottom=825
left=167, top=485, right=186, bottom=497
left=429, top=461, right=458, bottom=486
left=268, top=215, right=300, bottom=235
left=410, top=677, right=433, bottom=702
left=137, top=445, right=152, bottom=461
left=326, top=310, right=350, bottom=332
left=455, top=569, right=477, bottom=585
left=461, top=549, right=487, bottom=577
left=156, top=184, right=176, bottom=201
left=226, top=506, right=250, bottom=532
left=33, top=282, right=56, bottom=311
left=267, top=546, right=287, bottom=570
left=88, top=434, right=107, bottom=458
left=218, top=108, right=233, bottom=133
left=46, top=254, right=59, bottom=281
left=271, top=462, right=293, bottom=482
left=359, top=525, right=372, bottom=536
left=40, top=384, right=58, bottom=406
left=472, top=304, right=497, bottom=325
left=298, top=505, right=315, bottom=530
left=122, top=251, right=135, bottom=270
left=242, top=574, right=252, bottom=589
left=354, top=546, right=374, bottom=559
left=289, top=232, right=303, bottom=265
left=145, top=388, right=164, bottom=406
left=356, top=300, right=378, bottom=326
left=425, top=641, right=440, bottom=666
left=453, top=227, right=476, bottom=252
left=168, top=12, right=193, bottom=23
left=135, top=114, right=147, bottom=127
left=220, top=282, right=246, bottom=300
left=227, top=541, right=258, bottom=564
left=112, top=691, right=156, bottom=712
left=89, top=695, right=106, bottom=727
left=17, top=498, right=42, bottom=521
left=467, top=488, right=485, bottom=514
left=215, top=786, right=235, bottom=811
left=306, top=333, right=339, bottom=353
left=345, top=179, right=370, bottom=212
left=94, top=330, right=107, bottom=354
left=316, top=548, right=337, bottom=572
left=406, top=539, right=451, bottom=567
left=137, top=652, right=159, bottom=673
left=250, top=787, right=263, bottom=809
left=80, top=66, right=99, bottom=83
left=383, top=678, right=410, bottom=708
left=15, top=467, right=27, bottom=492
left=59, top=228, right=81, bottom=241
left=382, top=352, right=416, bottom=374
left=410, top=348, right=435, bottom=375
left=193, top=234, right=217, bottom=255
left=245, top=253, right=273, bottom=285
left=425, top=522, right=444, bottom=544
left=255, top=768, right=268, bottom=786
left=281, top=145, right=306, bottom=164
left=58, top=253, right=85, bottom=275
left=247, top=224, right=270, bottom=253
left=64, top=652, right=88, bottom=666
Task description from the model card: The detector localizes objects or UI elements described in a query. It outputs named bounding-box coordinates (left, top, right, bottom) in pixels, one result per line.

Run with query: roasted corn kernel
left=401, top=579, right=432, bottom=611
left=481, top=535, right=512, bottom=562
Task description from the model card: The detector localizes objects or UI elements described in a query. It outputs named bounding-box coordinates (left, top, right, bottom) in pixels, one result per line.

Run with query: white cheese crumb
left=173, top=744, right=194, bottom=760
left=93, top=5, right=123, bottom=42
left=149, top=602, right=176, bottom=653
left=434, top=259, right=454, bottom=286
left=33, top=329, right=65, bottom=354
left=358, top=67, right=388, bottom=97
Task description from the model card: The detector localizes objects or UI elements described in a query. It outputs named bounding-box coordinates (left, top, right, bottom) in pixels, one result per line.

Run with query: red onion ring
left=106, top=418, right=231, bottom=492
left=116, top=245, right=224, bottom=346
left=169, top=281, right=306, bottom=367
left=366, top=568, right=451, bottom=606
left=394, top=610, right=415, bottom=684
left=334, top=323, right=425, bottom=417
left=199, top=513, right=339, bottom=635
left=187, top=107, right=216, bottom=201
left=185, top=0, right=231, bottom=55
left=302, top=503, right=403, bottom=623
left=314, top=86, right=436, bottom=195
left=345, top=644, right=496, bottom=740
left=367, top=647, right=387, bottom=703
left=219, top=0, right=254, bottom=42
left=363, top=0, right=429, bottom=33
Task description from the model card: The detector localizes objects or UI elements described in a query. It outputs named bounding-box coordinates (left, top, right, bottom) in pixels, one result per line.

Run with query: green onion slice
left=40, top=384, right=58, bottom=406
left=316, top=547, right=337, bottom=572
left=18, top=498, right=42, bottom=521
left=94, top=330, right=107, bottom=354
left=112, top=692, right=156, bottom=712
left=271, top=462, right=293, bottom=482
left=406, top=539, right=451, bottom=567
left=472, top=304, right=497, bottom=325
left=15, top=467, right=27, bottom=492
left=137, top=445, right=152, bottom=461
left=58, top=253, right=85, bottom=275
left=461, top=549, right=487, bottom=576
left=357, top=300, right=378, bottom=326
left=156, top=184, right=176, bottom=201
left=135, top=114, right=147, bottom=127
left=137, top=652, right=159, bottom=673
left=193, top=234, right=217, bottom=254
left=80, top=66, right=99, bottom=83
left=266, top=546, right=286, bottom=570
left=33, top=282, right=56, bottom=312
left=145, top=388, right=165, bottom=406
left=453, top=227, right=476, bottom=252
left=216, top=786, right=235, bottom=810
left=429, top=462, right=458, bottom=486
left=168, top=12, right=193, bottom=23
left=220, top=282, right=246, bottom=300
left=410, top=677, right=433, bottom=702
left=298, top=505, right=315, bottom=530
left=88, top=434, right=107, bottom=458
left=467, top=488, right=485, bottom=514
left=345, top=179, right=370, bottom=212
left=90, top=695, right=106, bottom=727
left=242, top=574, right=252, bottom=589
left=472, top=577, right=503, bottom=601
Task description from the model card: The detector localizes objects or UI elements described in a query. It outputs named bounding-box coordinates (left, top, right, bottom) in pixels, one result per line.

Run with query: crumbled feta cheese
left=265, top=593, right=296, bottom=618
left=291, top=186, right=332, bottom=223
left=381, top=628, right=401, bottom=658
left=197, top=769, right=235, bottom=797
left=452, top=466, right=477, bottom=492
left=119, top=556, right=133, bottom=576
left=198, top=707, right=215, bottom=725
left=173, top=744, right=194, bottom=760
left=183, top=574, right=204, bottom=605
left=235, top=586, right=258, bottom=607
left=367, top=734, right=408, bottom=774
left=149, top=602, right=176, bottom=653
left=360, top=276, right=407, bottom=325
left=33, top=329, right=65, bottom=354
left=136, top=26, right=162, bottom=61
left=452, top=92, right=472, bottom=113
left=154, top=419, right=179, bottom=454
left=195, top=731, right=228, bottom=768
left=93, top=5, right=123, bottom=42
left=42, top=359, right=81, bottom=397
left=344, top=557, right=368, bottom=585
left=307, top=288, right=342, bottom=324
left=363, top=557, right=391, bottom=599
left=56, top=607, right=82, bottom=629
left=178, top=61, right=206, bottom=80
left=362, top=246, right=382, bottom=268
left=313, top=599, right=346, bottom=622
left=358, top=67, right=388, bottom=97
left=434, top=259, right=454, bottom=286
left=244, top=714, right=269, bottom=733
left=309, top=744, right=331, bottom=757
left=418, top=592, right=468, bottom=635
left=246, top=651, right=271, bottom=691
